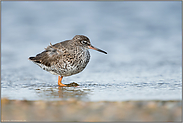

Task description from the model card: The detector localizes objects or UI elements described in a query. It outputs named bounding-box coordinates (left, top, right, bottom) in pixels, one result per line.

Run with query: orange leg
left=58, top=76, right=67, bottom=86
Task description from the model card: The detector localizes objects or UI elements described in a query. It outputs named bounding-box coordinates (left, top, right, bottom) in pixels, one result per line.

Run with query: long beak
left=88, top=45, right=107, bottom=54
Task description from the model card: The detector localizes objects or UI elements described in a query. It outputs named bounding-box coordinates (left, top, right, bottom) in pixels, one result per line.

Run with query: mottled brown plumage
left=29, top=35, right=107, bottom=86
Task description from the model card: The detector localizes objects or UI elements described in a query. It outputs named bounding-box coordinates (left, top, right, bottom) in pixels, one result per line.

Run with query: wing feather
left=29, top=44, right=64, bottom=67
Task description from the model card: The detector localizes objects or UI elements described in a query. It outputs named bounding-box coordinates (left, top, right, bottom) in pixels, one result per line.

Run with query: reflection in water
left=35, top=86, right=91, bottom=101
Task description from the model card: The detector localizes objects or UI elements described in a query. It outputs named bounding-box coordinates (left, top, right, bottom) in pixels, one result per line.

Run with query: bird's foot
left=58, top=83, right=67, bottom=87
left=58, top=76, right=67, bottom=87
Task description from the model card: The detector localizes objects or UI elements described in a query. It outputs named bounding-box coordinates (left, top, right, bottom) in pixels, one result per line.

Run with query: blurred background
left=1, top=1, right=182, bottom=101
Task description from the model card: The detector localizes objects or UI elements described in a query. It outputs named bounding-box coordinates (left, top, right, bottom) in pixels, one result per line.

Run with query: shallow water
left=1, top=1, right=182, bottom=101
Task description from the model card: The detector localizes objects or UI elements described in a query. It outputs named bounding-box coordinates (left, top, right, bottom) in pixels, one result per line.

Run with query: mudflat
left=1, top=98, right=181, bottom=122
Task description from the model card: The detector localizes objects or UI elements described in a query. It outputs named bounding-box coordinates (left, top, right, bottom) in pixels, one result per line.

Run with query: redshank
left=29, top=35, right=107, bottom=86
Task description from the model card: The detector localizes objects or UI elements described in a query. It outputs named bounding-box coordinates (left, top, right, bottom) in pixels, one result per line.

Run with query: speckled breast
left=52, top=48, right=90, bottom=77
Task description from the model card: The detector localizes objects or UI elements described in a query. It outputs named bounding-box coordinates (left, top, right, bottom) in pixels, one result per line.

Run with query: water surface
left=1, top=1, right=182, bottom=101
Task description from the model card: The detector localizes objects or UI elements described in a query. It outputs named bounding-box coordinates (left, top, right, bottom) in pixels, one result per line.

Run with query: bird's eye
left=81, top=40, right=87, bottom=44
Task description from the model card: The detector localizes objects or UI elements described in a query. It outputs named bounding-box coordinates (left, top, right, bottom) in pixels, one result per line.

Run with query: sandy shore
left=1, top=98, right=181, bottom=122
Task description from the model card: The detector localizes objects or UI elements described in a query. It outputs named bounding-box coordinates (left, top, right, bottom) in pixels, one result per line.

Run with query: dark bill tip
left=88, top=46, right=107, bottom=54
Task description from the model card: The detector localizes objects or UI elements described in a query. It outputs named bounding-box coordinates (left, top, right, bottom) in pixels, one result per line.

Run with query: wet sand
left=1, top=98, right=181, bottom=122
